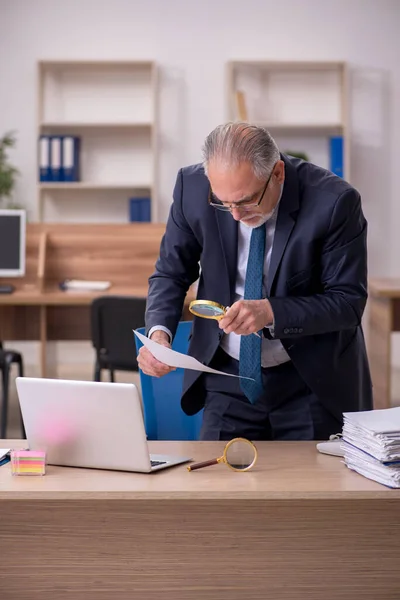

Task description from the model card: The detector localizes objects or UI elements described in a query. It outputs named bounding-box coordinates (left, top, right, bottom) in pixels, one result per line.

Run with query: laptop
left=15, top=377, right=192, bottom=473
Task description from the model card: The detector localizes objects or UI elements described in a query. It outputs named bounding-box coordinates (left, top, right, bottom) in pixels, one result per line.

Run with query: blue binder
left=38, top=135, right=51, bottom=182
left=129, top=197, right=151, bottom=222
left=50, top=136, right=63, bottom=181
left=140, top=197, right=151, bottom=222
left=62, top=136, right=80, bottom=182
left=330, top=136, right=343, bottom=178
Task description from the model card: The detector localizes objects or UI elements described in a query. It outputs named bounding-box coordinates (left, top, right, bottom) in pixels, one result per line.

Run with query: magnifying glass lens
left=191, top=303, right=225, bottom=318
left=225, top=440, right=257, bottom=470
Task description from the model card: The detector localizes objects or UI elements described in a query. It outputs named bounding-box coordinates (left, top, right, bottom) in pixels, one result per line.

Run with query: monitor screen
left=0, top=209, right=26, bottom=277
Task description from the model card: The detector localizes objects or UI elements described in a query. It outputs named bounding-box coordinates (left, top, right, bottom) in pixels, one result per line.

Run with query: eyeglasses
left=208, top=170, right=273, bottom=212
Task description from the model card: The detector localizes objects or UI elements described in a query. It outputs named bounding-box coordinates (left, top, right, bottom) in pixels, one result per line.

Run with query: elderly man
left=138, top=122, right=372, bottom=441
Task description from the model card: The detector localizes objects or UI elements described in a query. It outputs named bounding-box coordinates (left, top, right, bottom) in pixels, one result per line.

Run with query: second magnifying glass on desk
left=187, top=437, right=258, bottom=472
left=189, top=300, right=260, bottom=337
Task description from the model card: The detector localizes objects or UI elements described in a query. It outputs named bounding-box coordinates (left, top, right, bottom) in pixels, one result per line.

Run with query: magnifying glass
left=189, top=299, right=226, bottom=320
left=189, top=300, right=261, bottom=337
left=187, top=437, right=258, bottom=472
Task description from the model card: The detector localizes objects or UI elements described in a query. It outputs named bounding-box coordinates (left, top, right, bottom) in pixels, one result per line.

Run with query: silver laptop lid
left=15, top=377, right=153, bottom=473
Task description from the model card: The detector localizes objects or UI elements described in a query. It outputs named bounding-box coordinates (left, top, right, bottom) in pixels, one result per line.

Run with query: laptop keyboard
left=151, top=459, right=167, bottom=467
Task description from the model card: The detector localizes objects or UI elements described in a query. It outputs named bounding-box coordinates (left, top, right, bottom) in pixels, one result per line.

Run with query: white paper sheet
left=134, top=330, right=254, bottom=380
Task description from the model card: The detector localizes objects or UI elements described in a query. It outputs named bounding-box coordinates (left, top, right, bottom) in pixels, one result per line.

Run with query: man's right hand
left=137, top=330, right=176, bottom=377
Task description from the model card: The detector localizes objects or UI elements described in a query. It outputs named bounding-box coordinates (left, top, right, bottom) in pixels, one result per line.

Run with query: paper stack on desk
left=342, top=407, right=400, bottom=488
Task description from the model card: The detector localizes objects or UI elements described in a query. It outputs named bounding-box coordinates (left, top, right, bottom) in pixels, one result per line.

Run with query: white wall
left=1, top=0, right=400, bottom=361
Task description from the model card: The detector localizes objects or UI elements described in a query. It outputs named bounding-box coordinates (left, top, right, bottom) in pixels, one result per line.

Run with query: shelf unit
left=227, top=61, right=349, bottom=180
left=37, top=60, right=158, bottom=222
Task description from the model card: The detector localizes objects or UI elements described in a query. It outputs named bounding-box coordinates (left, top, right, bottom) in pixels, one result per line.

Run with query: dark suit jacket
left=146, top=154, right=373, bottom=420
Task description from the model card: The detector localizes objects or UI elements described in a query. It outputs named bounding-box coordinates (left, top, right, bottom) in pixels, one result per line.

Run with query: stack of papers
left=342, top=407, right=400, bottom=488
left=59, top=279, right=111, bottom=292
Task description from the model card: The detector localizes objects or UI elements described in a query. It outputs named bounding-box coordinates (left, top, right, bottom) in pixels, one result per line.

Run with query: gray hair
left=202, top=122, right=280, bottom=180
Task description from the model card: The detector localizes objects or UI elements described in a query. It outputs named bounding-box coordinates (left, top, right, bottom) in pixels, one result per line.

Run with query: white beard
left=240, top=183, right=283, bottom=229
left=240, top=209, right=275, bottom=229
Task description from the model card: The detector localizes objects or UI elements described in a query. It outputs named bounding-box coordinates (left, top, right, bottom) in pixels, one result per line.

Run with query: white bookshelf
left=37, top=60, right=158, bottom=222
left=227, top=61, right=349, bottom=180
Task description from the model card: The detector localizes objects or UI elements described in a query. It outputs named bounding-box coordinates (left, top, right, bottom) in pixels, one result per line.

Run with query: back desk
left=0, top=223, right=193, bottom=376
left=0, top=440, right=399, bottom=600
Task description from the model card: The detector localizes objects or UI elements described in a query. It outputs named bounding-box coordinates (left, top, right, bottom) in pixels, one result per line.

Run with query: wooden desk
left=368, top=278, right=400, bottom=409
left=1, top=440, right=399, bottom=600
left=0, top=223, right=194, bottom=376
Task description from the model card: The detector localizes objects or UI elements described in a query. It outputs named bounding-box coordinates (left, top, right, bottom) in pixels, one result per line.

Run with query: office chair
left=91, top=295, right=147, bottom=382
left=134, top=321, right=203, bottom=441
left=0, top=343, right=25, bottom=439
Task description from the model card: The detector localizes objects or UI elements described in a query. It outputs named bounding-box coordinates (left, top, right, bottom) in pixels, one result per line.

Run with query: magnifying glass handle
left=187, top=458, right=220, bottom=471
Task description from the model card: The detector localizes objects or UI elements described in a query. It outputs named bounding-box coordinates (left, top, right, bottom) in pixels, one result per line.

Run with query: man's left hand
left=218, top=299, right=274, bottom=335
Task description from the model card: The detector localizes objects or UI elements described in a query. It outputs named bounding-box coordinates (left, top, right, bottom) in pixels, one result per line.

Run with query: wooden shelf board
left=39, top=183, right=151, bottom=191
left=230, top=60, right=345, bottom=71
left=253, top=123, right=344, bottom=135
left=40, top=122, right=153, bottom=129
left=39, top=60, right=154, bottom=68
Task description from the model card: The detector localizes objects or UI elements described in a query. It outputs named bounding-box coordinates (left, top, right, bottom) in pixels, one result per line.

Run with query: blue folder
left=62, top=136, right=80, bottom=182
left=129, top=197, right=151, bottom=222
left=39, top=135, right=51, bottom=182
left=50, top=136, right=63, bottom=181
left=329, top=136, right=343, bottom=178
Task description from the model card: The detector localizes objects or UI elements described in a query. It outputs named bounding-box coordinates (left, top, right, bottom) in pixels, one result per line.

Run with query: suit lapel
left=267, top=156, right=300, bottom=295
left=215, top=210, right=238, bottom=306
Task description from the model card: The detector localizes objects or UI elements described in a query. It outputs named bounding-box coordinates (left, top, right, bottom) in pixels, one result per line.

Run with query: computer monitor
left=0, top=209, right=26, bottom=277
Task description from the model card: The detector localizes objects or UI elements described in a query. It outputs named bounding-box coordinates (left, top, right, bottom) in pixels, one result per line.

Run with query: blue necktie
left=239, top=224, right=266, bottom=404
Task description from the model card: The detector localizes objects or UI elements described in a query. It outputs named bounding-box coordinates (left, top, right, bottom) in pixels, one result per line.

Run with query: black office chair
left=0, top=343, right=25, bottom=439
left=90, top=296, right=147, bottom=382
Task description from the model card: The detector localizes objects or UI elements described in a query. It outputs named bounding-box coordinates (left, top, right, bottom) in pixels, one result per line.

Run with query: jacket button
left=283, top=328, right=289, bottom=334
left=298, top=328, right=303, bottom=333
left=289, top=328, right=294, bottom=334
left=293, top=328, right=298, bottom=334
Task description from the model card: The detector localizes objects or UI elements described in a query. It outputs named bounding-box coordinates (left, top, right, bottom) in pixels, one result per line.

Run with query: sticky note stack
left=10, top=450, right=46, bottom=476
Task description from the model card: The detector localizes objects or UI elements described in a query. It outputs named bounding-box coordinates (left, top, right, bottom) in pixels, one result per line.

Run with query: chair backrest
left=134, top=321, right=203, bottom=440
left=91, top=296, right=147, bottom=370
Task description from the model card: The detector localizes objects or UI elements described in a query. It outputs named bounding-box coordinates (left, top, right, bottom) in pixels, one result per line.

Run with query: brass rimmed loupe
left=189, top=299, right=227, bottom=320
left=187, top=437, right=258, bottom=472
left=189, top=300, right=260, bottom=337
